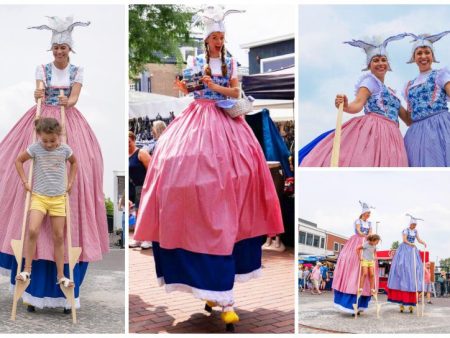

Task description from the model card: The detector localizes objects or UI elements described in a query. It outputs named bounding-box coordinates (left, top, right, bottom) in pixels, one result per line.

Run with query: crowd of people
left=299, top=262, right=332, bottom=295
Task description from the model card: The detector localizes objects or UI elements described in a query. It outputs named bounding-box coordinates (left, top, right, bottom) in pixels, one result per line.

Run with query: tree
left=391, top=241, right=399, bottom=250
left=439, top=258, right=450, bottom=269
left=129, top=5, right=195, bottom=76
left=105, top=197, right=114, bottom=216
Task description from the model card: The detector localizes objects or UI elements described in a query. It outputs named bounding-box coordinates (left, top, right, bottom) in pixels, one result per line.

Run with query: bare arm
left=445, top=82, right=450, bottom=97
left=355, top=222, right=366, bottom=237
left=355, top=245, right=363, bottom=257
left=59, top=82, right=82, bottom=108
left=67, top=154, right=78, bottom=193
left=34, top=80, right=45, bottom=103
left=335, top=87, right=371, bottom=114
left=399, top=105, right=413, bottom=126
left=15, top=151, right=32, bottom=191
left=138, top=149, right=152, bottom=170
left=415, top=233, right=427, bottom=247
left=403, top=233, right=415, bottom=247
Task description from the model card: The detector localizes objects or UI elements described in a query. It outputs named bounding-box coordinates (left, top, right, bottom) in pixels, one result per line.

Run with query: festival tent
left=129, top=91, right=193, bottom=119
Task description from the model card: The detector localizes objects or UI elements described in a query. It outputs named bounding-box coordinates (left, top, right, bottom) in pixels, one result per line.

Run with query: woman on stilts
left=402, top=31, right=450, bottom=166
left=387, top=214, right=426, bottom=313
left=0, top=16, right=108, bottom=312
left=133, top=5, right=284, bottom=332
left=332, top=201, right=378, bottom=314
left=300, top=34, right=410, bottom=167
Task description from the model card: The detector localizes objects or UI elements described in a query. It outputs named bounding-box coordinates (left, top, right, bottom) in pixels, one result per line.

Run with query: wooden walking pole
left=413, top=246, right=419, bottom=317
left=58, top=89, right=82, bottom=324
left=11, top=81, right=44, bottom=320
left=422, top=249, right=426, bottom=317
left=374, top=256, right=381, bottom=318
left=330, top=101, right=344, bottom=167
left=353, top=250, right=363, bottom=318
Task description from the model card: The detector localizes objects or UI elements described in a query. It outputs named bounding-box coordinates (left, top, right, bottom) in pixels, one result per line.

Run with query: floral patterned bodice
left=357, top=74, right=401, bottom=123
left=42, top=63, right=79, bottom=106
left=402, top=228, right=417, bottom=243
left=187, top=55, right=234, bottom=101
left=405, top=70, right=449, bottom=122
left=354, top=219, right=372, bottom=235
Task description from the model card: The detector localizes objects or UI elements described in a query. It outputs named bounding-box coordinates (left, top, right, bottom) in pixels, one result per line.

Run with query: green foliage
left=105, top=197, right=114, bottom=216
left=391, top=241, right=399, bottom=250
left=439, top=258, right=450, bottom=270
left=129, top=4, right=195, bottom=76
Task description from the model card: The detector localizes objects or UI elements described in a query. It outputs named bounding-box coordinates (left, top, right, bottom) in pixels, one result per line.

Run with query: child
left=311, top=262, right=323, bottom=295
left=424, top=262, right=433, bottom=304
left=356, top=234, right=381, bottom=296
left=15, top=117, right=77, bottom=288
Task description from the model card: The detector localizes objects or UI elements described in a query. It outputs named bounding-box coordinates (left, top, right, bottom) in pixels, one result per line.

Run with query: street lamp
left=376, top=221, right=380, bottom=234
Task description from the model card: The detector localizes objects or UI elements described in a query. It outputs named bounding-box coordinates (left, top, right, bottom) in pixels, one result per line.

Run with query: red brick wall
left=145, top=63, right=180, bottom=97
left=326, top=233, right=347, bottom=253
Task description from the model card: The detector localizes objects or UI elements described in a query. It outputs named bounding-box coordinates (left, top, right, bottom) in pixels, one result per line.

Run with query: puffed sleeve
left=437, top=68, right=450, bottom=101
left=354, top=73, right=382, bottom=96
left=74, top=66, right=84, bottom=84
left=402, top=229, right=408, bottom=236
left=35, top=65, right=45, bottom=81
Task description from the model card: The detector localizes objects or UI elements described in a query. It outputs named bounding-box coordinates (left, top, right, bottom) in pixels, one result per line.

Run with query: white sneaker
left=140, top=241, right=152, bottom=249
left=129, top=239, right=141, bottom=248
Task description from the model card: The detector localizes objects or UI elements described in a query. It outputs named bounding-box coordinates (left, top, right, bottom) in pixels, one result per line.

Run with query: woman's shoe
left=27, top=305, right=36, bottom=312
left=221, top=310, right=239, bottom=332
left=400, top=305, right=404, bottom=313
left=16, top=271, right=31, bottom=282
left=57, top=276, right=74, bottom=288
left=204, top=300, right=217, bottom=313
left=409, top=306, right=414, bottom=313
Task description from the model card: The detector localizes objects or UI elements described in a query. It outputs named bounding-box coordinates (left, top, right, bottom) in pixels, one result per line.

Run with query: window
left=313, top=235, right=320, bottom=248
left=320, top=237, right=325, bottom=249
left=334, top=242, right=339, bottom=252
left=340, top=244, right=344, bottom=251
left=299, top=231, right=306, bottom=244
left=306, top=233, right=313, bottom=246
left=260, top=53, right=295, bottom=73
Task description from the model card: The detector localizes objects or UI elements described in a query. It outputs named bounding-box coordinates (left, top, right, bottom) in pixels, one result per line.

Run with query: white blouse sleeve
left=74, top=66, right=84, bottom=84
left=354, top=73, right=381, bottom=96
left=436, top=68, right=450, bottom=87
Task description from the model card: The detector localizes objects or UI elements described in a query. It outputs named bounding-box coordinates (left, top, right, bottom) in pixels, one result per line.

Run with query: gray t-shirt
left=27, top=142, right=73, bottom=196
left=362, top=242, right=376, bottom=261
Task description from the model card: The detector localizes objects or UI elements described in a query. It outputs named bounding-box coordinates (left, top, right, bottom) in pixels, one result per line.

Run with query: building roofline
left=240, top=33, right=295, bottom=49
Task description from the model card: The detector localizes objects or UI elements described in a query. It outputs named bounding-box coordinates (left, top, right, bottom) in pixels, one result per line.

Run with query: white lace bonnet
left=28, top=16, right=90, bottom=52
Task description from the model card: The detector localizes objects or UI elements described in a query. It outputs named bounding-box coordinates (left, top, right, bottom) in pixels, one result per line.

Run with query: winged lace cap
left=192, top=5, right=245, bottom=40
left=406, top=31, right=450, bottom=63
left=359, top=200, right=375, bottom=214
left=406, top=213, right=424, bottom=225
left=344, top=33, right=408, bottom=71
left=29, top=16, right=90, bottom=52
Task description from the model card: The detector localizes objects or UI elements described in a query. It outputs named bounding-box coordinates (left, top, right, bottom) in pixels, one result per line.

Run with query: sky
left=298, top=5, right=450, bottom=147
left=190, top=4, right=295, bottom=68
left=0, top=5, right=125, bottom=199
left=298, top=170, right=450, bottom=263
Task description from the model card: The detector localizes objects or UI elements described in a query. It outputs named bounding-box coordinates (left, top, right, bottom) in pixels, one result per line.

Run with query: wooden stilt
left=10, top=82, right=44, bottom=320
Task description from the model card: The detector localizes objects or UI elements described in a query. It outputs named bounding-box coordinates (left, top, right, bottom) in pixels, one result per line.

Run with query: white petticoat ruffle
left=157, top=267, right=262, bottom=306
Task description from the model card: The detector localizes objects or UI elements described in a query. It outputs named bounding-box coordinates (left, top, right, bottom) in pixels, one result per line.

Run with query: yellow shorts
left=30, top=193, right=66, bottom=217
left=361, top=259, right=375, bottom=268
